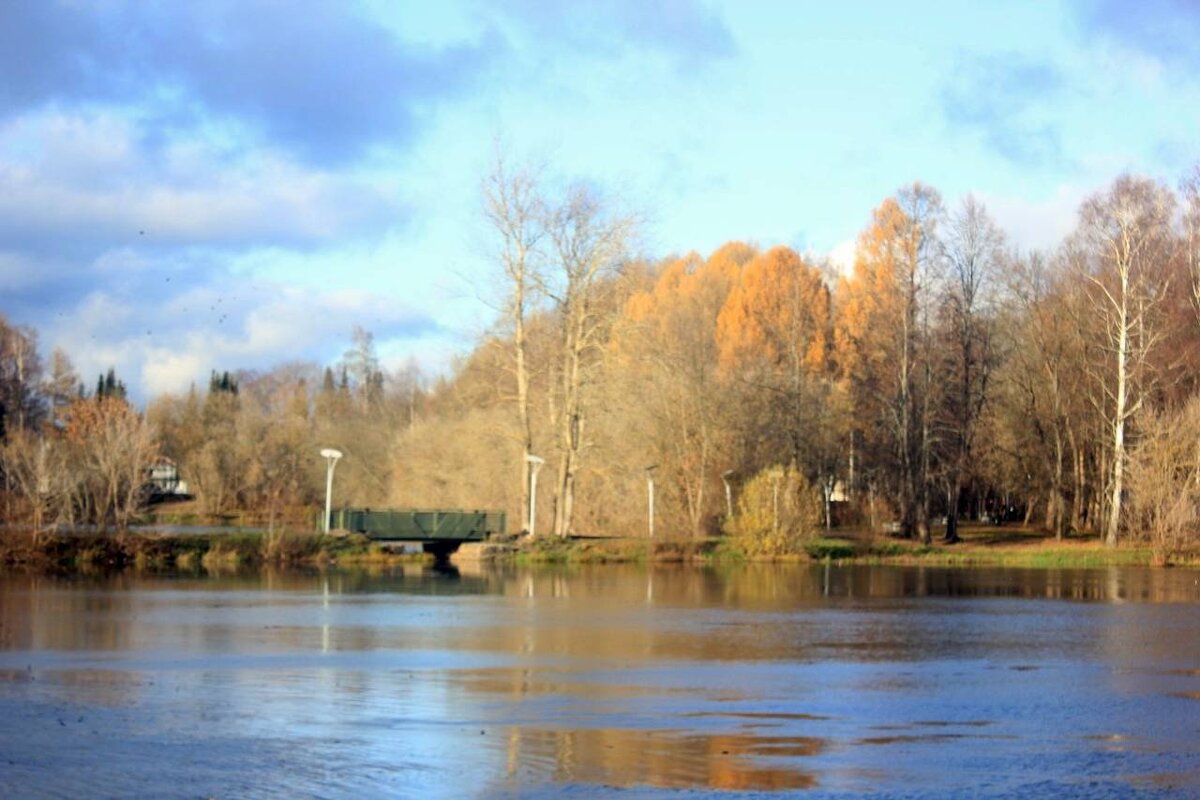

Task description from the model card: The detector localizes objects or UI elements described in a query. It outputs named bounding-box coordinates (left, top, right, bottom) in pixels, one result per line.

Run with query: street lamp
left=320, top=448, right=343, bottom=533
left=769, top=467, right=785, bottom=535
left=722, top=470, right=735, bottom=519
left=525, top=454, right=545, bottom=537
left=645, top=465, right=658, bottom=538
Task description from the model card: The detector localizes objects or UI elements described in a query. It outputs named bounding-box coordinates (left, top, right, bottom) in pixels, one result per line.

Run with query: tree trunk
left=944, top=476, right=960, bottom=543
left=1052, top=427, right=1066, bottom=539
left=1106, top=328, right=1128, bottom=546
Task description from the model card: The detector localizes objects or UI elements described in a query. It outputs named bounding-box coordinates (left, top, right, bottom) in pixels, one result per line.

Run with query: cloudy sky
left=2, top=0, right=1198, bottom=400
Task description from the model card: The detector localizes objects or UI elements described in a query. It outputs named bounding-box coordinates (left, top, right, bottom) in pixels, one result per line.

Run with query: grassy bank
left=2, top=524, right=1195, bottom=573
left=510, top=535, right=721, bottom=565
left=789, top=524, right=1196, bottom=568
left=511, top=525, right=1198, bottom=568
left=0, top=529, right=432, bottom=572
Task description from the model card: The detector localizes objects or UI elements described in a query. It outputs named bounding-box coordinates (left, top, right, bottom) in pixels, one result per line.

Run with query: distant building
left=146, top=457, right=190, bottom=499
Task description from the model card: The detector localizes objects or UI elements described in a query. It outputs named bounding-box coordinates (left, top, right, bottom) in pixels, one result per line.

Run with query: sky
left=2, top=0, right=1199, bottom=401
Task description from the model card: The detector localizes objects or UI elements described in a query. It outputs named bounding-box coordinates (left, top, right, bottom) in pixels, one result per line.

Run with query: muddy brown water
left=1, top=563, right=1198, bottom=798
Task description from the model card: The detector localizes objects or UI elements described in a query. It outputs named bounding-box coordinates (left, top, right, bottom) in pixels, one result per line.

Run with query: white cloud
left=0, top=108, right=406, bottom=250
left=826, top=238, right=857, bottom=276
left=141, top=350, right=206, bottom=397
left=43, top=281, right=444, bottom=400
left=974, top=184, right=1088, bottom=253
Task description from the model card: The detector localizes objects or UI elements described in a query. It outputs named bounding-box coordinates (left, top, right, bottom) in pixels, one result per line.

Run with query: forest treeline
left=4, top=162, right=1200, bottom=557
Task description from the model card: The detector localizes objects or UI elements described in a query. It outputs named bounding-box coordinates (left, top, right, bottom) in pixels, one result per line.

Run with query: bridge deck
left=330, top=508, right=506, bottom=543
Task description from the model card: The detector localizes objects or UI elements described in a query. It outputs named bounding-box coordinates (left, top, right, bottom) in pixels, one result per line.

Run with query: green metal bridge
left=329, top=508, right=507, bottom=560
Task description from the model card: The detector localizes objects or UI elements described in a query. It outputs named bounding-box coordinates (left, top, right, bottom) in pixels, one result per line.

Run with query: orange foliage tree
left=611, top=242, right=751, bottom=535
left=836, top=185, right=943, bottom=541
left=716, top=246, right=840, bottom=514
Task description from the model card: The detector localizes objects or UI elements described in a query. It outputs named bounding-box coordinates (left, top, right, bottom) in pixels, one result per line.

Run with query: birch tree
left=544, top=184, right=635, bottom=537
left=1074, top=175, right=1175, bottom=546
left=1181, top=165, right=1200, bottom=326
left=0, top=319, right=43, bottom=439
left=483, top=156, right=545, bottom=533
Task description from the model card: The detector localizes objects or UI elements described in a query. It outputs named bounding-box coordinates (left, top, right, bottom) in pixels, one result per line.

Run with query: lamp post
left=769, top=467, right=785, bottom=535
left=722, top=470, right=734, bottom=519
left=645, top=465, right=658, bottom=538
left=320, top=448, right=343, bottom=533
left=525, top=454, right=545, bottom=537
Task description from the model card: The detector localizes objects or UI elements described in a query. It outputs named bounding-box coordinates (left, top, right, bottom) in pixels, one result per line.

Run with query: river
left=1, top=563, right=1198, bottom=798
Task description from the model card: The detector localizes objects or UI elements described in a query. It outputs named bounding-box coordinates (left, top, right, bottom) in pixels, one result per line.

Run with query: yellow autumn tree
left=835, top=185, right=943, bottom=541
left=608, top=242, right=752, bottom=535
left=716, top=246, right=839, bottom=505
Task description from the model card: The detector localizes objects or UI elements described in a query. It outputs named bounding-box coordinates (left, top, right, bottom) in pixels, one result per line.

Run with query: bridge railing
left=328, top=508, right=506, bottom=541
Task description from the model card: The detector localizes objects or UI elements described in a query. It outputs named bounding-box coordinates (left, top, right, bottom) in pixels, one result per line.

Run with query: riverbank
left=0, top=529, right=429, bottom=572
left=506, top=526, right=1194, bottom=568
left=1, top=524, right=1195, bottom=573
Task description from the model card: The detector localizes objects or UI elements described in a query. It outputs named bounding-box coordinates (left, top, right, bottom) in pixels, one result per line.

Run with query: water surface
left=1, top=564, right=1198, bottom=798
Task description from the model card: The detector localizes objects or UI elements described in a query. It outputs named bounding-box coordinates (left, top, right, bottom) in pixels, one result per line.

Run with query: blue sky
left=2, top=0, right=1198, bottom=399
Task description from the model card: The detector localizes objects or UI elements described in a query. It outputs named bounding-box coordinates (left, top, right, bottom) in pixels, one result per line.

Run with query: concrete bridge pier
left=422, top=540, right=461, bottom=564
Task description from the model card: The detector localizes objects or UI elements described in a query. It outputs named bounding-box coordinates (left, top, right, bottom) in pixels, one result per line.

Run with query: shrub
left=1128, top=397, right=1200, bottom=560
left=723, top=465, right=821, bottom=556
left=263, top=530, right=323, bottom=563
left=804, top=537, right=856, bottom=560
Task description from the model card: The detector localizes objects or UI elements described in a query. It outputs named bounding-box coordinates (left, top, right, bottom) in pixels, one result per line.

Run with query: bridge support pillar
left=422, top=541, right=461, bottom=564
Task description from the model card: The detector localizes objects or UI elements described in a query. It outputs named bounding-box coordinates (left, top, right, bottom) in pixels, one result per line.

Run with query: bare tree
left=42, top=348, right=79, bottom=428
left=939, top=195, right=1002, bottom=542
left=1074, top=175, right=1175, bottom=546
left=1128, top=395, right=1200, bottom=560
left=65, top=397, right=158, bottom=530
left=1181, top=165, right=1200, bottom=326
left=0, top=318, right=44, bottom=438
left=483, top=154, right=546, bottom=533
left=0, top=429, right=59, bottom=531
left=1001, top=252, right=1088, bottom=538
left=544, top=184, right=636, bottom=537
left=340, top=326, right=381, bottom=413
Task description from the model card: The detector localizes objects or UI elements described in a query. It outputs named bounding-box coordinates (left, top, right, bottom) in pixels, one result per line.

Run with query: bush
left=263, top=530, right=323, bottom=563
left=723, top=465, right=821, bottom=556
left=804, top=537, right=856, bottom=560
left=1128, top=398, right=1200, bottom=560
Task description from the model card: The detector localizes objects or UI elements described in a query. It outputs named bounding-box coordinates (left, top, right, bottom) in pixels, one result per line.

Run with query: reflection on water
left=1, top=563, right=1199, bottom=797
left=500, top=727, right=823, bottom=791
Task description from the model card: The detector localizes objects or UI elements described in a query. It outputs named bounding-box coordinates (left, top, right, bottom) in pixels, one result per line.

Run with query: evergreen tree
left=96, top=368, right=127, bottom=401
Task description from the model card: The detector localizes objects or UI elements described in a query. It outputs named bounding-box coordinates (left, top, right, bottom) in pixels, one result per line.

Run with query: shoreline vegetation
left=2, top=523, right=1195, bottom=574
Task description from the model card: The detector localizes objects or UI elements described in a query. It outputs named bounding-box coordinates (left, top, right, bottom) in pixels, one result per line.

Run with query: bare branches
left=1072, top=174, right=1176, bottom=544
